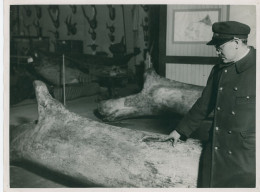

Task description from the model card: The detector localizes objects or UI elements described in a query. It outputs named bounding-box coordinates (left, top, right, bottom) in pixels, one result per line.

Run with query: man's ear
left=233, top=37, right=241, bottom=44
left=233, top=37, right=241, bottom=49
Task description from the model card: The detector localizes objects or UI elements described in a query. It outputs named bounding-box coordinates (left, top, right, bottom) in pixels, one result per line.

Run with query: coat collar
left=235, top=47, right=255, bottom=73
left=218, top=47, right=255, bottom=73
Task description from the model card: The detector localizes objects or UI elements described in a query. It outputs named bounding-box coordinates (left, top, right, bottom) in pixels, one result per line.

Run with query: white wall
left=166, top=5, right=229, bottom=57
left=166, top=63, right=213, bottom=86
left=229, top=5, right=256, bottom=48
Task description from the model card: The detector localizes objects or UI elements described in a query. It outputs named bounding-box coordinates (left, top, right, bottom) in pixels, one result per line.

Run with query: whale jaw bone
left=10, top=80, right=202, bottom=187
left=98, top=68, right=204, bottom=121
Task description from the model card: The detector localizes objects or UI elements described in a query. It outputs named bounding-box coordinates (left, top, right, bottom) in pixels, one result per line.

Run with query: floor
left=9, top=86, right=211, bottom=188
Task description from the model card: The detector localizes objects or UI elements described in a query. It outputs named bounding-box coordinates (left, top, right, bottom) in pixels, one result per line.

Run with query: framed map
left=172, top=9, right=220, bottom=43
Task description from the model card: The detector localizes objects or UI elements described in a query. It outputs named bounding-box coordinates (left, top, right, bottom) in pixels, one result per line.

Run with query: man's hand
left=166, top=130, right=181, bottom=147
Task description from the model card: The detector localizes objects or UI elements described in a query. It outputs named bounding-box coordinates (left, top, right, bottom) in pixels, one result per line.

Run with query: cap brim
left=206, top=37, right=233, bottom=46
left=206, top=39, right=216, bottom=45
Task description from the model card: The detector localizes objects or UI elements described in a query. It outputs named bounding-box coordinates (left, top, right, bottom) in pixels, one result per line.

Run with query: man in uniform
left=167, top=21, right=256, bottom=188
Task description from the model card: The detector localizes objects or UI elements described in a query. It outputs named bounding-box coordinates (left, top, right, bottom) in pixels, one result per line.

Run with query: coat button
left=224, top=69, right=228, bottom=73
left=219, top=87, right=223, bottom=91
left=217, top=107, right=221, bottom=111
left=246, top=96, right=250, bottom=99
left=233, top=87, right=238, bottom=91
left=215, top=147, right=218, bottom=150
left=215, top=127, right=219, bottom=131
left=231, top=111, right=236, bottom=115
left=228, top=150, right=232, bottom=155
left=228, top=130, right=232, bottom=134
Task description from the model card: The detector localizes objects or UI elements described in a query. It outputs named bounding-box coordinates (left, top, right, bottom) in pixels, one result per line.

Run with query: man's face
left=215, top=40, right=238, bottom=63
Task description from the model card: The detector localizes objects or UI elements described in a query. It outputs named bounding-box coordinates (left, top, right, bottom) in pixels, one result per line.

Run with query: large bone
left=10, top=80, right=202, bottom=187
left=98, top=68, right=204, bottom=121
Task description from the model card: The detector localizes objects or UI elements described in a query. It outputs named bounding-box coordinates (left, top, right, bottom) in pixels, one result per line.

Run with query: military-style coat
left=175, top=47, right=256, bottom=188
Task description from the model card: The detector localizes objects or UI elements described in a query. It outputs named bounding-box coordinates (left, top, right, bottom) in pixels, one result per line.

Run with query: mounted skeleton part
left=23, top=6, right=32, bottom=17
left=65, top=16, right=77, bottom=36
left=82, top=5, right=97, bottom=30
left=10, top=80, right=202, bottom=187
left=48, top=5, right=60, bottom=29
left=34, top=5, right=42, bottom=19
left=88, top=28, right=96, bottom=40
left=87, top=43, right=98, bottom=52
left=33, top=19, right=42, bottom=37
left=98, top=67, right=204, bottom=122
left=141, top=5, right=149, bottom=12
left=107, top=5, right=116, bottom=20
left=106, top=23, right=115, bottom=33
left=48, top=30, right=59, bottom=39
left=141, top=19, right=149, bottom=42
left=108, top=33, right=115, bottom=42
left=69, top=5, right=77, bottom=14
left=109, top=36, right=126, bottom=55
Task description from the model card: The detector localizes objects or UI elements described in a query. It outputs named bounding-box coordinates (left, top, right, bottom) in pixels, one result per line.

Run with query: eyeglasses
left=214, top=40, right=235, bottom=52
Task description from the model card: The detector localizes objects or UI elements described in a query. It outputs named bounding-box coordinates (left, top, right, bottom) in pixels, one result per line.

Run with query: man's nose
left=216, top=49, right=221, bottom=54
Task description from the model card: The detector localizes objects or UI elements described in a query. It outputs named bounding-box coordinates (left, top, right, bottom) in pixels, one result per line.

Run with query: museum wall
left=10, top=5, right=159, bottom=104
left=11, top=5, right=155, bottom=72
left=165, top=5, right=256, bottom=86
left=229, top=5, right=256, bottom=48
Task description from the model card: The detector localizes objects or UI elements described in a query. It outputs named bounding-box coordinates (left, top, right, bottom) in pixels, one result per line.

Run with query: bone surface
left=98, top=68, right=204, bottom=121
left=10, top=80, right=202, bottom=187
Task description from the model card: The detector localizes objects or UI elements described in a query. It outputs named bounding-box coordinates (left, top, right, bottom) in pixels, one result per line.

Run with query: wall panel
left=166, top=5, right=229, bottom=57
left=166, top=63, right=214, bottom=86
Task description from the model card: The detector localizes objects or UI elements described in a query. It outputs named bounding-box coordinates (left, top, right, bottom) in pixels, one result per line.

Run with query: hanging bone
left=33, top=19, right=42, bottom=37
left=107, top=5, right=116, bottom=20
left=109, top=36, right=126, bottom=55
left=65, top=16, right=77, bottom=36
left=141, top=19, right=149, bottom=42
left=10, top=80, right=202, bottom=187
left=88, top=43, right=98, bottom=52
left=35, top=5, right=42, bottom=19
left=48, top=30, right=59, bottom=39
left=141, top=18, right=149, bottom=31
left=106, top=23, right=115, bottom=33
left=108, top=33, right=115, bottom=42
left=141, top=5, right=149, bottom=12
left=23, top=6, right=32, bottom=17
left=88, top=28, right=96, bottom=40
left=97, top=67, right=204, bottom=122
left=69, top=5, right=77, bottom=14
left=23, top=22, right=31, bottom=37
left=82, top=5, right=97, bottom=29
left=48, top=5, right=60, bottom=28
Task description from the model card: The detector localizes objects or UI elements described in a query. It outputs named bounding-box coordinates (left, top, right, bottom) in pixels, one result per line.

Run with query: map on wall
left=172, top=10, right=220, bottom=43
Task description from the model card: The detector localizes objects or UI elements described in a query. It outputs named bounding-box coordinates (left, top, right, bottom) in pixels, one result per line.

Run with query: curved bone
left=106, top=23, right=115, bottom=33
left=48, top=5, right=60, bottom=28
left=35, top=6, right=42, bottom=19
left=98, top=68, right=204, bottom=121
left=88, top=28, right=96, bottom=40
left=82, top=5, right=97, bottom=29
left=23, top=6, right=32, bottom=17
left=48, top=30, right=59, bottom=39
left=107, top=5, right=116, bottom=20
left=69, top=5, right=77, bottom=14
left=141, top=5, right=149, bottom=12
left=10, top=80, right=202, bottom=187
left=65, top=16, right=77, bottom=36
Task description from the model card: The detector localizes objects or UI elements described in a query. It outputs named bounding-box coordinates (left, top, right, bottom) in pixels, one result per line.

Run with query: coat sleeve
left=175, top=66, right=217, bottom=138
